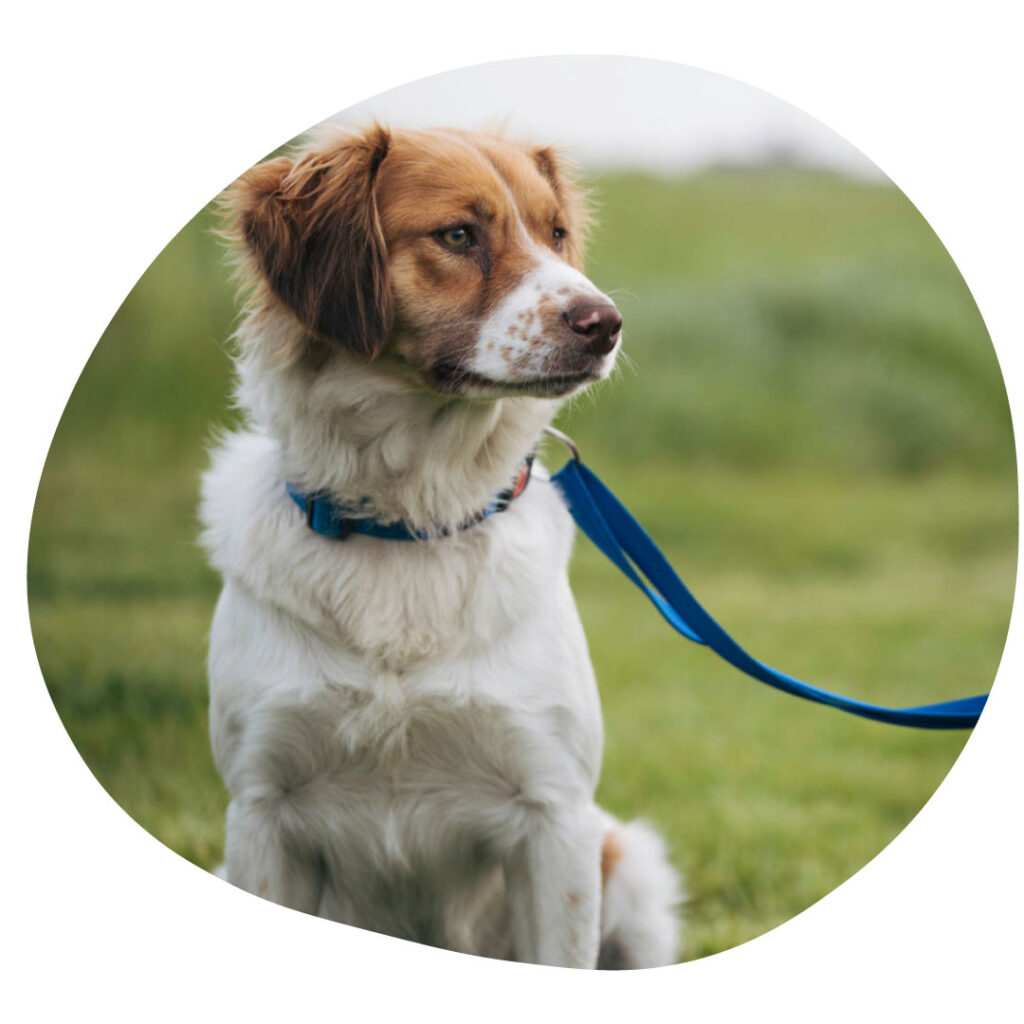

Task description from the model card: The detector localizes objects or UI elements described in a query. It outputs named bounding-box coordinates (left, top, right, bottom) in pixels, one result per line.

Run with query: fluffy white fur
left=201, top=133, right=682, bottom=968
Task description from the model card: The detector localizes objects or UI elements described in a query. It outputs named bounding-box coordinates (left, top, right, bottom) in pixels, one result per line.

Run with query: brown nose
left=564, top=300, right=622, bottom=356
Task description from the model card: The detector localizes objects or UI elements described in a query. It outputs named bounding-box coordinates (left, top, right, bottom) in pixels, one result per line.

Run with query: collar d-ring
left=543, top=425, right=581, bottom=463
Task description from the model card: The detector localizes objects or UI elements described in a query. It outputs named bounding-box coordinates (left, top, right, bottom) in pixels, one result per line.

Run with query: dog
left=200, top=123, right=681, bottom=968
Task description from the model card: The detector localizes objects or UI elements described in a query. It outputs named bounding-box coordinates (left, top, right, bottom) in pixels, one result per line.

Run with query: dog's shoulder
left=199, top=428, right=290, bottom=577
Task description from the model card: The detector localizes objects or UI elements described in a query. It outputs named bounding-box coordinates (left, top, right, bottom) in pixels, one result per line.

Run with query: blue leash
left=286, top=428, right=986, bottom=730
left=547, top=431, right=987, bottom=730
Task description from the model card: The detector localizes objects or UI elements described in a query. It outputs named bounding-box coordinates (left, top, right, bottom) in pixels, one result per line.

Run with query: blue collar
left=287, top=455, right=534, bottom=542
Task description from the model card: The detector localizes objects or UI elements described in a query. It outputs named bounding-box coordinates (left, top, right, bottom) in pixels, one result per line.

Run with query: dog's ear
left=226, top=125, right=393, bottom=359
left=531, top=145, right=592, bottom=269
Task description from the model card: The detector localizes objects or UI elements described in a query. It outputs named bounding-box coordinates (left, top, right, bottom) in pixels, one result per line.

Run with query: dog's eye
left=552, top=227, right=567, bottom=250
left=438, top=226, right=474, bottom=248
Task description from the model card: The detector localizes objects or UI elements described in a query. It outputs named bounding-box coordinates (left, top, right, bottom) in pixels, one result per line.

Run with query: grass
left=27, top=165, right=1017, bottom=961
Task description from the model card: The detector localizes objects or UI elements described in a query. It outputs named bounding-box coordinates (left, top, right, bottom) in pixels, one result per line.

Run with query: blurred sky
left=336, top=56, right=884, bottom=179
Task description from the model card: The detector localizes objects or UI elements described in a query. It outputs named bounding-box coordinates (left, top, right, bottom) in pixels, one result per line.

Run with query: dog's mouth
left=430, top=362, right=598, bottom=398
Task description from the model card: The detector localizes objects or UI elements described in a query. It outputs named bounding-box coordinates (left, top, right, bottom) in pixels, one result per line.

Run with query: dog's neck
left=234, top=311, right=560, bottom=532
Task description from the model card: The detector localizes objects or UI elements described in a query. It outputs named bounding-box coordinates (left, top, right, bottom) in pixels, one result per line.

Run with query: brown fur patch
left=223, top=125, right=393, bottom=360
left=223, top=124, right=593, bottom=379
left=601, top=829, right=624, bottom=888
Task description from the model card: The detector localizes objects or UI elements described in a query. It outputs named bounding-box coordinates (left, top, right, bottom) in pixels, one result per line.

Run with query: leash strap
left=551, top=458, right=987, bottom=729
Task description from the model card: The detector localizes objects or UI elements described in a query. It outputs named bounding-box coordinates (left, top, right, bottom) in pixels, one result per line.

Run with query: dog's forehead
left=377, top=129, right=560, bottom=232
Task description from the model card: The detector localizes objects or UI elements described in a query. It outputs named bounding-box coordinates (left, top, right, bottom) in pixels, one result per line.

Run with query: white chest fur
left=201, top=430, right=604, bottom=945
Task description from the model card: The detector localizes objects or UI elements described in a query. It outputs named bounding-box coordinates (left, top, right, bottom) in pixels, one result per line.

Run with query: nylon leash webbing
left=550, top=455, right=987, bottom=730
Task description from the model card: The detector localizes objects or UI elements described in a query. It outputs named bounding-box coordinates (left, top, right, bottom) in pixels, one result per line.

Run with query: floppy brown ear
left=531, top=144, right=592, bottom=269
left=227, top=126, right=393, bottom=358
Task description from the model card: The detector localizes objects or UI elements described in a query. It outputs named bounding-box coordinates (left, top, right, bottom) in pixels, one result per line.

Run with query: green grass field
left=27, top=166, right=1016, bottom=960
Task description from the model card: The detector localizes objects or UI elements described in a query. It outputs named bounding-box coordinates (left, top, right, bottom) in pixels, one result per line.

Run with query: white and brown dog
left=201, top=124, right=681, bottom=968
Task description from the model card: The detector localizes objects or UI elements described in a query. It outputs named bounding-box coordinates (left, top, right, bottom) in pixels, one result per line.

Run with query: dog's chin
left=429, top=364, right=602, bottom=400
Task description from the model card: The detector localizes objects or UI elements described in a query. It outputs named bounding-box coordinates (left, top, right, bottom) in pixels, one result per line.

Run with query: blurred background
left=27, top=57, right=1016, bottom=961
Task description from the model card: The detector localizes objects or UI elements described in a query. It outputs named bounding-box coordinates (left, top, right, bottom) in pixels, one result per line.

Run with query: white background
left=3, top=3, right=1021, bottom=1020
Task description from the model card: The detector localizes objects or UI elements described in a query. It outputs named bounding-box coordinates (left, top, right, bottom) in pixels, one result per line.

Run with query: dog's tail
left=598, top=814, right=684, bottom=969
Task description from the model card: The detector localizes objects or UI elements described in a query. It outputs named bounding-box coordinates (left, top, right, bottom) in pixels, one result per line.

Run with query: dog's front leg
left=506, top=803, right=603, bottom=968
left=223, top=799, right=322, bottom=915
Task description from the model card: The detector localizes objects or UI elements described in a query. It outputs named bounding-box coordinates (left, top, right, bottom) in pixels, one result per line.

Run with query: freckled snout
left=564, top=300, right=623, bottom=356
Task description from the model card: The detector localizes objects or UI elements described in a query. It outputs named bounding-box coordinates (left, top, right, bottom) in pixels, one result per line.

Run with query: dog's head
left=225, top=124, right=621, bottom=399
